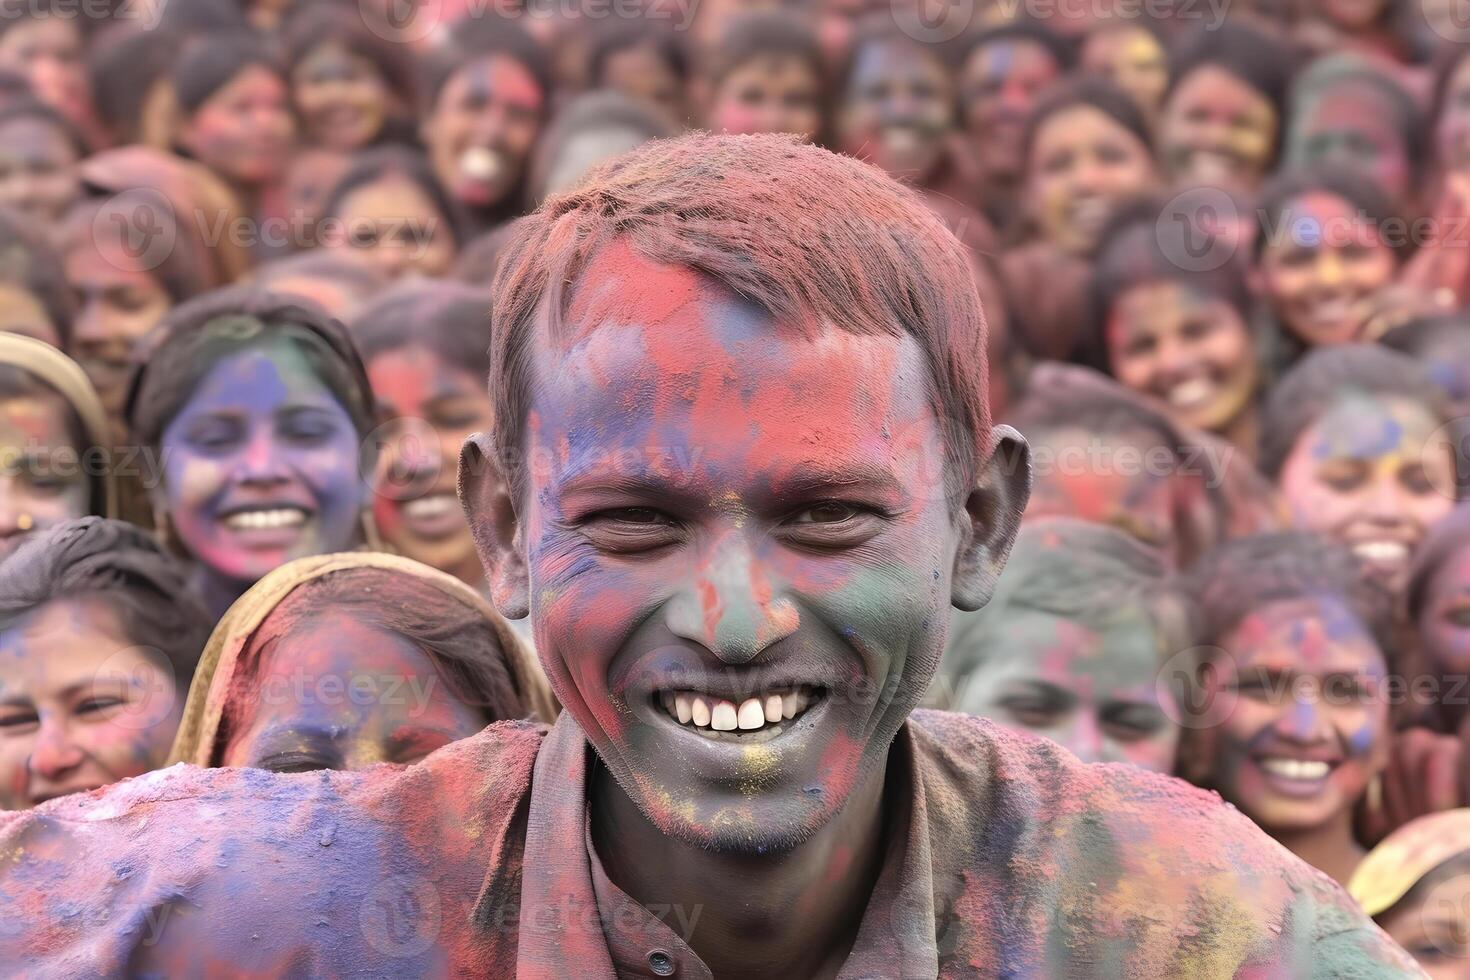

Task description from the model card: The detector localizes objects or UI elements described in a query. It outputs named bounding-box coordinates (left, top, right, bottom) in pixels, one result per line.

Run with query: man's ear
left=952, top=424, right=1030, bottom=612
left=459, top=432, right=530, bottom=619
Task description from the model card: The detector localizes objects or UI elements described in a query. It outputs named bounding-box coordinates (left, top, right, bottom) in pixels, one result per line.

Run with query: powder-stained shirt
left=0, top=712, right=1423, bottom=977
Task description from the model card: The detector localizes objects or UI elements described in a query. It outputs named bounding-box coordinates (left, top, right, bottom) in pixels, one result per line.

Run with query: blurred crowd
left=0, top=0, right=1468, bottom=971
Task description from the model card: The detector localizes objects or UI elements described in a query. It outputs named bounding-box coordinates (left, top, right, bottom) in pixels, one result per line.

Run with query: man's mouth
left=656, top=685, right=823, bottom=742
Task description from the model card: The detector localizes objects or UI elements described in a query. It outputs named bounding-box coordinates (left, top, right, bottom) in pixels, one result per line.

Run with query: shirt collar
left=514, top=713, right=939, bottom=979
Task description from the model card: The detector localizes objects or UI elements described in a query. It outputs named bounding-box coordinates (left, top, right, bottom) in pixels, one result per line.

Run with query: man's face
left=473, top=245, right=1020, bottom=852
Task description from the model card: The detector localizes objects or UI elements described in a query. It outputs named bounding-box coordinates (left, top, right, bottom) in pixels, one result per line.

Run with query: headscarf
left=0, top=333, right=116, bottom=519
left=1348, top=808, right=1470, bottom=917
left=167, top=552, right=557, bottom=766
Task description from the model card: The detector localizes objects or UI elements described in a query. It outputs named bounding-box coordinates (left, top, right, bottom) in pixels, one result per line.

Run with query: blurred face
left=1286, top=82, right=1411, bottom=204
left=179, top=64, right=295, bottom=187
left=327, top=175, right=455, bottom=280
left=1417, top=546, right=1470, bottom=681
left=291, top=41, right=390, bottom=153
left=1106, top=280, right=1257, bottom=434
left=836, top=38, right=953, bottom=185
left=369, top=345, right=490, bottom=583
left=1257, top=191, right=1398, bottom=347
left=1377, top=868, right=1470, bottom=976
left=1435, top=57, right=1470, bottom=177
left=953, top=606, right=1179, bottom=770
left=220, top=609, right=485, bottom=772
left=0, top=599, right=180, bottom=810
left=602, top=42, right=684, bottom=123
left=0, top=283, right=60, bottom=348
left=423, top=55, right=544, bottom=210
left=1160, top=65, right=1278, bottom=192
left=960, top=38, right=1060, bottom=185
left=1314, top=0, right=1388, bottom=30
left=541, top=126, right=648, bottom=200
left=1279, top=394, right=1455, bottom=593
left=0, top=116, right=78, bottom=224
left=1025, top=427, right=1185, bottom=564
left=282, top=148, right=352, bottom=231
left=158, top=340, right=366, bottom=588
left=0, top=393, right=86, bottom=560
left=480, top=246, right=1019, bottom=851
left=1026, top=105, right=1155, bottom=254
left=708, top=54, right=822, bottom=142
left=1206, top=596, right=1388, bottom=834
left=65, top=240, right=172, bottom=417
left=1080, top=26, right=1167, bottom=120
left=0, top=17, right=87, bottom=130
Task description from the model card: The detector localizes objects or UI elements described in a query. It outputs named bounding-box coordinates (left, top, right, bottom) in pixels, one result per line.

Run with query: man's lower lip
left=648, top=694, right=832, bottom=752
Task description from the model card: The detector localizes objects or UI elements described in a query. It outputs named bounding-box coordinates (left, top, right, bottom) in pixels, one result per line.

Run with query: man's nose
left=664, top=531, right=799, bottom=665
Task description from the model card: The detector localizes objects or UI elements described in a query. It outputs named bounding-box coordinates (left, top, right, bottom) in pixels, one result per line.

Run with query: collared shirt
left=0, top=712, right=1426, bottom=977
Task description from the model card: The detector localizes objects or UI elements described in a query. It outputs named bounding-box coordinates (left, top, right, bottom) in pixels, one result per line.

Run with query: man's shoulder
left=905, top=711, right=1422, bottom=976
left=0, top=720, right=549, bottom=975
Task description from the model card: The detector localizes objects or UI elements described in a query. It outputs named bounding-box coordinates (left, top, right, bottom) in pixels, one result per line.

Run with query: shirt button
left=648, top=949, right=675, bottom=976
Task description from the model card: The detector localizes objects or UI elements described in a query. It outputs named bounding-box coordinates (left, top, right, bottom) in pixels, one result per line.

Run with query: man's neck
left=590, top=757, right=890, bottom=980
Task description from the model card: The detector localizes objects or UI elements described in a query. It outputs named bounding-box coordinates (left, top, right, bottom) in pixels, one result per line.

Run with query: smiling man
left=0, top=134, right=1421, bottom=976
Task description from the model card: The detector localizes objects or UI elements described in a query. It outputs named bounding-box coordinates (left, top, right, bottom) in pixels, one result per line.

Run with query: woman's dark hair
left=1288, top=54, right=1425, bottom=182
left=0, top=206, right=73, bottom=349
left=705, top=11, right=824, bottom=90
left=1253, top=165, right=1408, bottom=261
left=252, top=250, right=385, bottom=307
left=587, top=20, right=687, bottom=89
left=1427, top=44, right=1470, bottom=164
left=124, top=286, right=376, bottom=453
left=61, top=195, right=209, bottom=307
left=952, top=18, right=1073, bottom=75
left=217, top=565, right=531, bottom=752
left=1187, top=530, right=1395, bottom=659
left=87, top=25, right=180, bottom=145
left=1164, top=21, right=1292, bottom=121
left=1084, top=196, right=1254, bottom=372
left=836, top=15, right=955, bottom=113
left=173, top=33, right=284, bottom=116
left=1020, top=77, right=1153, bottom=172
left=352, top=281, right=491, bottom=382
left=422, top=15, right=552, bottom=113
left=0, top=98, right=86, bottom=159
left=1257, top=344, right=1449, bottom=479
left=155, top=0, right=249, bottom=34
left=1381, top=312, right=1470, bottom=407
left=0, top=516, right=211, bottom=686
left=1408, top=504, right=1470, bottom=623
left=319, top=143, right=462, bottom=248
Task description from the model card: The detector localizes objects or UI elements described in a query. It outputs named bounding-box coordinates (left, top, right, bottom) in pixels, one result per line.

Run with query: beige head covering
left=1349, top=808, right=1470, bottom=917
left=168, top=552, right=557, bottom=766
left=0, top=333, right=117, bottom=519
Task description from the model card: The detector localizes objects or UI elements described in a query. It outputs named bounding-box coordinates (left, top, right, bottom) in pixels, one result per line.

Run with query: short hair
left=705, top=11, right=824, bottom=89
left=125, top=286, right=377, bottom=454
left=319, top=143, right=463, bottom=248
left=215, top=565, right=531, bottom=757
left=352, top=280, right=492, bottom=381
left=1164, top=21, right=1292, bottom=121
left=1020, top=77, right=1152, bottom=174
left=944, top=517, right=1193, bottom=689
left=1084, top=196, right=1253, bottom=373
left=0, top=206, right=73, bottom=349
left=0, top=516, right=211, bottom=686
left=423, top=15, right=552, bottom=113
left=173, top=33, right=284, bottom=116
left=1288, top=55, right=1424, bottom=179
left=489, top=132, right=991, bottom=496
left=1186, top=530, right=1395, bottom=656
left=1258, top=344, right=1448, bottom=479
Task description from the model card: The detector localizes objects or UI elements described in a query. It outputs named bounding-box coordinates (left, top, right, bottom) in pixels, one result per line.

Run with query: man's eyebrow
left=762, top=465, right=906, bottom=501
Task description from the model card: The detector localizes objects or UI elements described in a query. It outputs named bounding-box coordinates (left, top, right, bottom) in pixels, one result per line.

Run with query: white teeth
left=402, top=494, right=457, bottom=519
left=1168, top=378, right=1214, bottom=408
left=1260, top=758, right=1331, bottom=780
left=711, top=701, right=738, bottom=731
left=882, top=128, right=919, bottom=155
left=1353, top=541, right=1409, bottom=563
left=764, top=695, right=783, bottom=724
left=459, top=146, right=504, bottom=182
left=661, top=689, right=815, bottom=734
left=224, top=508, right=306, bottom=531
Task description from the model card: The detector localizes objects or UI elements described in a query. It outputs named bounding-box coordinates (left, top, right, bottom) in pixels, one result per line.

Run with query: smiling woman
left=124, top=286, right=378, bottom=618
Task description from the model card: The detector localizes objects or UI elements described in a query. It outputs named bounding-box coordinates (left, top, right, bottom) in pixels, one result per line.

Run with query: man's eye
left=601, top=507, right=668, bottom=525
left=579, top=508, right=682, bottom=554
left=791, top=502, right=860, bottom=524
left=998, top=698, right=1061, bottom=727
left=1102, top=704, right=1165, bottom=740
